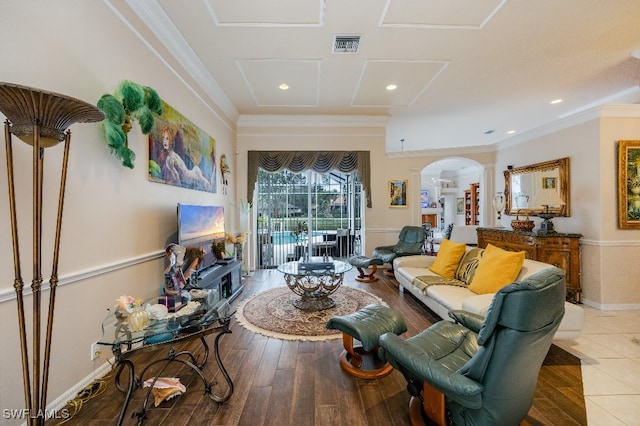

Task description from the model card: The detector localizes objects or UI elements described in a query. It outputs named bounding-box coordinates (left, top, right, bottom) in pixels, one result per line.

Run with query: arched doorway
left=420, top=157, right=484, bottom=230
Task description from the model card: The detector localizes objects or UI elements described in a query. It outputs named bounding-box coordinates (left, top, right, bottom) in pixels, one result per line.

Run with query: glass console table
left=277, top=257, right=352, bottom=310
left=97, top=292, right=234, bottom=425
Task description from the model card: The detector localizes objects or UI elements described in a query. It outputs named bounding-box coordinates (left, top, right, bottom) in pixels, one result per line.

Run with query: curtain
left=248, top=151, right=372, bottom=207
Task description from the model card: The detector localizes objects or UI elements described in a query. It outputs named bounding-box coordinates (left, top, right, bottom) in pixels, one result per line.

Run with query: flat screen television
left=177, top=203, right=225, bottom=269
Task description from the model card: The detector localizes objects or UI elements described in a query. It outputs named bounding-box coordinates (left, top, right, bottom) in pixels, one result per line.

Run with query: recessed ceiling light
left=550, top=99, right=563, bottom=104
left=279, top=83, right=289, bottom=90
left=386, top=84, right=397, bottom=91
left=507, top=130, right=516, bottom=134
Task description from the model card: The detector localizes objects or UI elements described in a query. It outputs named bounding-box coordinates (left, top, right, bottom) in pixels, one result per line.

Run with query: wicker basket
left=511, top=210, right=535, bottom=232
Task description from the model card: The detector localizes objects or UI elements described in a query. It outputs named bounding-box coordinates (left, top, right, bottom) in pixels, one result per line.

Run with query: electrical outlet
left=90, top=342, right=100, bottom=361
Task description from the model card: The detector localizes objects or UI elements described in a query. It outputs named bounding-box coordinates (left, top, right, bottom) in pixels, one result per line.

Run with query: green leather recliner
left=372, top=225, right=424, bottom=275
left=378, top=267, right=566, bottom=426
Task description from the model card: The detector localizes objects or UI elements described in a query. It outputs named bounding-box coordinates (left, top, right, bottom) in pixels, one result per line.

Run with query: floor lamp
left=0, top=82, right=104, bottom=425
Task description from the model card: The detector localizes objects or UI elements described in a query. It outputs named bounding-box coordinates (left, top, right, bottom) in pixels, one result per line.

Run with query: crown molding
left=119, top=0, right=239, bottom=125
left=386, top=143, right=496, bottom=159
left=497, top=103, right=640, bottom=150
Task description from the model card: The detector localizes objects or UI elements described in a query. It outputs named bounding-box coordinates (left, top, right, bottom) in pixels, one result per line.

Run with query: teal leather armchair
left=372, top=226, right=424, bottom=275
left=379, top=267, right=566, bottom=425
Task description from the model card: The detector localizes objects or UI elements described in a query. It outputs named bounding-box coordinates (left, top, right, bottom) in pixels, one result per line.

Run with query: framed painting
left=420, top=190, right=429, bottom=208
left=618, top=140, right=640, bottom=229
left=456, top=197, right=464, bottom=214
left=542, top=177, right=557, bottom=189
left=389, top=180, right=408, bottom=208
left=148, top=101, right=217, bottom=193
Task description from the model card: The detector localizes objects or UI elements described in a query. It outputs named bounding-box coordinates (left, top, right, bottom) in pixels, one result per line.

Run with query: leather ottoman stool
left=326, top=304, right=407, bottom=379
left=349, top=255, right=384, bottom=283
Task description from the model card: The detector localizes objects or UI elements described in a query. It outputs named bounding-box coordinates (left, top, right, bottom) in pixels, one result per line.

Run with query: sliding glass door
left=255, top=169, right=363, bottom=268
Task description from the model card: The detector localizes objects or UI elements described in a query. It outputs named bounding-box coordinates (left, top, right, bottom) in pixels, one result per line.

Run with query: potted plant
left=211, top=240, right=226, bottom=261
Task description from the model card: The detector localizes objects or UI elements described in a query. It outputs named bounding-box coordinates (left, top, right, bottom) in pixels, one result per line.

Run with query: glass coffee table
left=277, top=257, right=352, bottom=310
left=97, top=292, right=234, bottom=425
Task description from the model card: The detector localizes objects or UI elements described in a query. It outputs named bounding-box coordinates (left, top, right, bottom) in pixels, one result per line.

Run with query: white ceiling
left=109, top=0, right=640, bottom=153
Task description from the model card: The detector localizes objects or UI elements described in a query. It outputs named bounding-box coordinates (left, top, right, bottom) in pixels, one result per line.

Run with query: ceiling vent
left=333, top=35, right=361, bottom=53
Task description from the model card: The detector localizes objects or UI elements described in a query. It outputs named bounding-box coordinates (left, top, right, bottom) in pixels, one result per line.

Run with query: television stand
left=196, top=259, right=243, bottom=302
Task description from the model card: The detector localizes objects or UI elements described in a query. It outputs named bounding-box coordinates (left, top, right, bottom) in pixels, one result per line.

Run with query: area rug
left=235, top=286, right=385, bottom=341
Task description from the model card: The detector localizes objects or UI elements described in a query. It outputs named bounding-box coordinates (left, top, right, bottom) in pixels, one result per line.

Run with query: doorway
left=255, top=169, right=363, bottom=268
left=420, top=157, right=483, bottom=231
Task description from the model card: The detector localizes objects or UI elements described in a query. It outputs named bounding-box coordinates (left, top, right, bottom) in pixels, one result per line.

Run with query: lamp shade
left=531, top=188, right=565, bottom=208
left=0, top=82, right=104, bottom=147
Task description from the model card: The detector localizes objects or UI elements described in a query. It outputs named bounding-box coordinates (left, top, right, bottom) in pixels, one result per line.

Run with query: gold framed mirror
left=504, top=157, right=570, bottom=216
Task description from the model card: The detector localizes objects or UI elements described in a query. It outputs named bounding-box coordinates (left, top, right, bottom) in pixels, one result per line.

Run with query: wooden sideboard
left=476, top=227, right=582, bottom=303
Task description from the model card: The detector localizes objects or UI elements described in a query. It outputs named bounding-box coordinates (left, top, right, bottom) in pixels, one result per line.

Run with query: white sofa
left=393, top=252, right=584, bottom=340
left=449, top=225, right=479, bottom=245
left=432, top=225, right=479, bottom=246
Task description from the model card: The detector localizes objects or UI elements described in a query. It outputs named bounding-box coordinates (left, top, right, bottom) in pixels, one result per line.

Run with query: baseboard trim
left=43, top=360, right=113, bottom=421
left=581, top=299, right=640, bottom=311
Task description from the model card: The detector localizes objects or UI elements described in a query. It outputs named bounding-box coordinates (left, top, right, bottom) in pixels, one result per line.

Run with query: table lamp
left=531, top=188, right=565, bottom=234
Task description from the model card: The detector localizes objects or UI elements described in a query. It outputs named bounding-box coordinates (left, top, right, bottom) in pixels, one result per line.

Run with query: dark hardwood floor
left=50, top=267, right=586, bottom=425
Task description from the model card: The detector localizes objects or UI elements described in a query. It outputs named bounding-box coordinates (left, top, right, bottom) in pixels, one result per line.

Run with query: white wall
left=0, top=1, right=238, bottom=420
left=495, top=109, right=640, bottom=308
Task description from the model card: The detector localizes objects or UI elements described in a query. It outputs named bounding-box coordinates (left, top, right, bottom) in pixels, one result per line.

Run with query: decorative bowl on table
left=511, top=209, right=535, bottom=232
left=148, top=303, right=169, bottom=320
left=189, top=289, right=209, bottom=300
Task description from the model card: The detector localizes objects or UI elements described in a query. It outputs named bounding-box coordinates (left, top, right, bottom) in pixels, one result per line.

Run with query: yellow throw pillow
left=428, top=239, right=467, bottom=279
left=468, top=244, right=525, bottom=294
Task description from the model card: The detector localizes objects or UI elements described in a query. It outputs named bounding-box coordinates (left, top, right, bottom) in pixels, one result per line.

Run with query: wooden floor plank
left=315, top=339, right=341, bottom=407
left=263, top=369, right=295, bottom=426
left=358, top=379, right=393, bottom=425
left=276, top=340, right=299, bottom=370
left=236, top=386, right=272, bottom=426
left=252, top=338, right=283, bottom=387
left=289, top=352, right=317, bottom=425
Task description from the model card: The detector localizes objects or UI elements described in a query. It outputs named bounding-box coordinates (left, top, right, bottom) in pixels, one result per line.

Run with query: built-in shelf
left=464, top=183, right=480, bottom=225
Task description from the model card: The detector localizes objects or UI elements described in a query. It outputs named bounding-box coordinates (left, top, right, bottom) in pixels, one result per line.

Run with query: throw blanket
left=412, top=275, right=469, bottom=295
left=412, top=248, right=484, bottom=295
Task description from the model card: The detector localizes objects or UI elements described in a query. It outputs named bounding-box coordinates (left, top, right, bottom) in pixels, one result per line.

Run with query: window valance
left=247, top=151, right=372, bottom=207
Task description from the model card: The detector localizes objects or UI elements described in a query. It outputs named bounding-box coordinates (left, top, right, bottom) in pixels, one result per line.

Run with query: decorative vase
left=234, top=243, right=243, bottom=260
left=115, top=309, right=129, bottom=322
left=493, top=192, right=505, bottom=221
left=128, top=306, right=150, bottom=331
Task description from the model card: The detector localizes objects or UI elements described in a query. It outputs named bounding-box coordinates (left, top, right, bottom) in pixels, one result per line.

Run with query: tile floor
left=553, top=306, right=640, bottom=425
